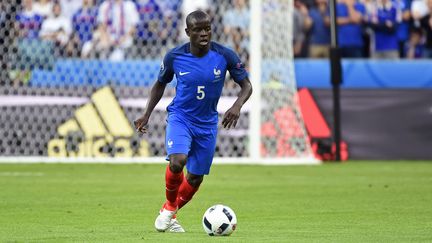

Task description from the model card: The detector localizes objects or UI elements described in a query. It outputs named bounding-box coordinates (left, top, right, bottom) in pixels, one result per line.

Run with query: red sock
left=176, top=178, right=199, bottom=210
left=165, top=165, right=183, bottom=210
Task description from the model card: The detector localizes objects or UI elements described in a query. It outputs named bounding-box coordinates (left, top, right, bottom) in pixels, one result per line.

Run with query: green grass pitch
left=1, top=161, right=432, bottom=242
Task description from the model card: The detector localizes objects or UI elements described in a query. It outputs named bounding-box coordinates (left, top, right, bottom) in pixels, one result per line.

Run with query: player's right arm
left=134, top=81, right=167, bottom=134
left=134, top=51, right=175, bottom=133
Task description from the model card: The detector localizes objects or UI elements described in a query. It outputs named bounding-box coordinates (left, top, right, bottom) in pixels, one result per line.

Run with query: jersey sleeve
left=355, top=3, right=366, bottom=16
left=157, top=51, right=175, bottom=84
left=224, top=48, right=248, bottom=83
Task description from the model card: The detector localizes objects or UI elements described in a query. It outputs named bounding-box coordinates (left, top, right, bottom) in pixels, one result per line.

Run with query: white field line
left=0, top=172, right=45, bottom=176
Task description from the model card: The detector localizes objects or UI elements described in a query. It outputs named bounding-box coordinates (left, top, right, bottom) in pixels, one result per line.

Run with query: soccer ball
left=202, top=204, right=237, bottom=236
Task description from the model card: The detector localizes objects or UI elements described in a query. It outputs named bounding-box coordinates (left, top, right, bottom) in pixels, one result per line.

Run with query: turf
left=1, top=162, right=432, bottom=242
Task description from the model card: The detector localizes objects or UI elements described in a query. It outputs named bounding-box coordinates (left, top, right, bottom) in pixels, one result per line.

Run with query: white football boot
left=167, top=218, right=186, bottom=233
left=154, top=207, right=177, bottom=232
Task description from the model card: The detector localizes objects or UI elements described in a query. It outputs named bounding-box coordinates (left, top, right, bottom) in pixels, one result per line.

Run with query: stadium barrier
left=28, top=59, right=432, bottom=88
left=311, top=89, right=432, bottom=160
left=295, top=59, right=432, bottom=88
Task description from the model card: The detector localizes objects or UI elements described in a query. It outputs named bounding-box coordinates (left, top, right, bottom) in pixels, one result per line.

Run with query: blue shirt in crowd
left=72, top=7, right=98, bottom=43
left=395, top=0, right=412, bottom=42
left=375, top=5, right=398, bottom=51
left=336, top=2, right=366, bottom=47
left=309, top=8, right=330, bottom=45
left=15, top=13, right=44, bottom=40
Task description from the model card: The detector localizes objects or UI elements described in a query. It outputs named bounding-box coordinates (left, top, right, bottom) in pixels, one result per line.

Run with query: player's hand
left=222, top=105, right=241, bottom=129
left=134, top=116, right=149, bottom=134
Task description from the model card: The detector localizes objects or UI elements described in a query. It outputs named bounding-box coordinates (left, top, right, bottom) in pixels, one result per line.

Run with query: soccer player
left=134, top=10, right=252, bottom=232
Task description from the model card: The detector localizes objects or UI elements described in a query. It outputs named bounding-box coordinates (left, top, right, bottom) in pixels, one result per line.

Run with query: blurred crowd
left=1, top=0, right=432, bottom=85
left=0, top=0, right=251, bottom=62
left=295, top=0, right=432, bottom=59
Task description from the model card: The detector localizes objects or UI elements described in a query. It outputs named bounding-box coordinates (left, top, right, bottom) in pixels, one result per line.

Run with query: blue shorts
left=165, top=115, right=218, bottom=175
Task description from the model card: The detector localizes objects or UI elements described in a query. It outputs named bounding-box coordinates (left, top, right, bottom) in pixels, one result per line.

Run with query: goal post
left=0, top=0, right=319, bottom=165
left=249, top=0, right=263, bottom=162
left=246, top=0, right=318, bottom=164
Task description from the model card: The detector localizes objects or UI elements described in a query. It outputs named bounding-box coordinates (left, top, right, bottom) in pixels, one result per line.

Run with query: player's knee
left=186, top=173, right=203, bottom=188
left=169, top=154, right=187, bottom=173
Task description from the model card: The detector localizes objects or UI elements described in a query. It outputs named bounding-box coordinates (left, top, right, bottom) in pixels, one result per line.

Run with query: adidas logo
left=47, top=86, right=149, bottom=158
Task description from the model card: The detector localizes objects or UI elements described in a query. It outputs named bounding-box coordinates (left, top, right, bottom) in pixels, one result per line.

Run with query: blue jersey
left=336, top=2, right=366, bottom=47
left=375, top=5, right=398, bottom=51
left=309, top=8, right=330, bottom=45
left=158, top=42, right=248, bottom=126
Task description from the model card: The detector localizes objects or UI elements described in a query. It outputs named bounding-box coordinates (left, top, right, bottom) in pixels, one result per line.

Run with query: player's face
left=187, top=18, right=212, bottom=49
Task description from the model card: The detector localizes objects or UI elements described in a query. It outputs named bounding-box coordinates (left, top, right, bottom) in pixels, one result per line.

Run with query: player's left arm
left=222, top=77, right=253, bottom=129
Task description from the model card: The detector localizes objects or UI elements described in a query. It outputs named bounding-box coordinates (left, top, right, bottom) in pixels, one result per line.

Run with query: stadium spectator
left=368, top=0, right=399, bottom=59
left=135, top=0, right=162, bottom=48
left=308, top=0, right=331, bottom=58
left=33, top=0, right=53, bottom=18
left=155, top=0, right=180, bottom=18
left=13, top=0, right=46, bottom=86
left=396, top=0, right=413, bottom=57
left=97, top=0, right=139, bottom=61
left=67, top=0, right=98, bottom=57
left=16, top=0, right=44, bottom=40
left=404, top=27, right=425, bottom=58
left=294, top=0, right=312, bottom=57
left=59, top=0, right=83, bottom=19
left=72, top=0, right=98, bottom=46
left=419, top=0, right=432, bottom=57
left=81, top=22, right=112, bottom=58
left=134, top=0, right=180, bottom=58
left=223, top=0, right=250, bottom=62
left=336, top=0, right=367, bottom=58
left=156, top=0, right=181, bottom=46
left=40, top=2, right=72, bottom=56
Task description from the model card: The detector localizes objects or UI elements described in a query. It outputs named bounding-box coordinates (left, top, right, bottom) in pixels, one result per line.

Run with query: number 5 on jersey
left=197, top=86, right=205, bottom=100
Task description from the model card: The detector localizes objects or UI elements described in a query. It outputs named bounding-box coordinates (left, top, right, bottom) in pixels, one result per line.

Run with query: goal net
left=0, top=0, right=318, bottom=164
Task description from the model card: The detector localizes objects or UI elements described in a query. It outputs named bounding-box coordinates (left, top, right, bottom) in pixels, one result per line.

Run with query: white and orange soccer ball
left=202, top=204, right=237, bottom=236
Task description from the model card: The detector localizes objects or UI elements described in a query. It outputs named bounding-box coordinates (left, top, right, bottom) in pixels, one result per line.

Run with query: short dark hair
left=186, top=10, right=210, bottom=28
